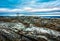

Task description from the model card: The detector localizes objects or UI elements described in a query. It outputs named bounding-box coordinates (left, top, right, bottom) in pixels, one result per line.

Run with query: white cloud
left=0, top=8, right=23, bottom=12
left=23, top=7, right=60, bottom=12
left=23, top=7, right=33, bottom=10
left=0, top=7, right=60, bottom=13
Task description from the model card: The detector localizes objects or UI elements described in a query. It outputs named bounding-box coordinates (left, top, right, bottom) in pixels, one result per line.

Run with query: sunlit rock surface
left=0, top=16, right=60, bottom=41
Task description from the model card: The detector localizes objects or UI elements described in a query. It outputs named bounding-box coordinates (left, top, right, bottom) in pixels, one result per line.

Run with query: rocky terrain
left=0, top=16, right=60, bottom=41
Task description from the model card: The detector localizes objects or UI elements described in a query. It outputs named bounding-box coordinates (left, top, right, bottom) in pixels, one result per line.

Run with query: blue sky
left=0, top=0, right=60, bottom=16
